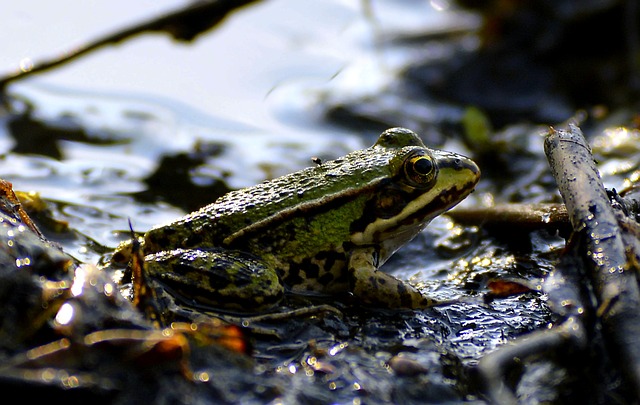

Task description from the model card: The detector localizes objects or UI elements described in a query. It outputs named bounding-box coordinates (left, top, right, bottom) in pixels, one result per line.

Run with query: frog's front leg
left=348, top=248, right=434, bottom=309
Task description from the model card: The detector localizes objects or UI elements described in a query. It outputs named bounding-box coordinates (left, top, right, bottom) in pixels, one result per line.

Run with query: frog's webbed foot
left=348, top=248, right=435, bottom=309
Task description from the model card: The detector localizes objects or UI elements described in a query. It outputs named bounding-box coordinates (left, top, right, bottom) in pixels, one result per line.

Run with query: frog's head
left=350, top=127, right=480, bottom=265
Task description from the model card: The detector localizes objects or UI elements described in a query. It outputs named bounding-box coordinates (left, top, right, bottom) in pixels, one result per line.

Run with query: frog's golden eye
left=403, top=152, right=437, bottom=187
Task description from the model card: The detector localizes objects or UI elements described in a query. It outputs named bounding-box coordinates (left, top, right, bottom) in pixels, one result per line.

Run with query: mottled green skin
left=136, top=128, right=480, bottom=311
left=144, top=248, right=283, bottom=311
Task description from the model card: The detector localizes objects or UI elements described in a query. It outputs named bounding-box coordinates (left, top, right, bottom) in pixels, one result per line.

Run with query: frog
left=113, top=127, right=480, bottom=312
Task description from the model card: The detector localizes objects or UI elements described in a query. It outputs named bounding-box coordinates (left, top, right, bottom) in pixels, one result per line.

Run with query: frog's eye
left=403, top=152, right=437, bottom=187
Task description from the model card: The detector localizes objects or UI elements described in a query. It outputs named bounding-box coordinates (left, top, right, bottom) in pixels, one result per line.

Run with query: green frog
left=114, top=128, right=480, bottom=312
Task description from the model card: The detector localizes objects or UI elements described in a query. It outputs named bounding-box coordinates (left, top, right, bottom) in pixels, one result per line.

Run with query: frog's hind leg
left=348, top=248, right=434, bottom=309
left=145, top=248, right=285, bottom=312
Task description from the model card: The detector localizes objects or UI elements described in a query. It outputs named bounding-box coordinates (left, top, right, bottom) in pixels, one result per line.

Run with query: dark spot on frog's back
left=185, top=233, right=203, bottom=247
left=145, top=230, right=172, bottom=251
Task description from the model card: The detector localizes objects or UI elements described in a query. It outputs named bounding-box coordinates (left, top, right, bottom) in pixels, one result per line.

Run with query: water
left=0, top=2, right=565, bottom=402
left=0, top=0, right=474, bottom=261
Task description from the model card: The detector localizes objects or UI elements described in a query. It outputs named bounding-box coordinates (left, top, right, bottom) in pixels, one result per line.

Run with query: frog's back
left=143, top=147, right=397, bottom=253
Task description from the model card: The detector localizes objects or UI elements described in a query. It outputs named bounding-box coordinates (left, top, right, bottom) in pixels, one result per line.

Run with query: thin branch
left=449, top=202, right=569, bottom=231
left=0, top=0, right=262, bottom=91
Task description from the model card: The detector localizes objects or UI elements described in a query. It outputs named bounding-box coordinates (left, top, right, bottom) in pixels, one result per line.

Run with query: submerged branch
left=0, top=0, right=261, bottom=91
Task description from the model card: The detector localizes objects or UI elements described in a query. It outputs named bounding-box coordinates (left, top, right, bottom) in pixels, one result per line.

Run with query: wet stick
left=0, top=0, right=262, bottom=92
left=544, top=122, right=640, bottom=397
left=449, top=202, right=570, bottom=232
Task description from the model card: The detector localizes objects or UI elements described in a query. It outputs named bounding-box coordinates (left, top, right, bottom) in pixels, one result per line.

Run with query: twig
left=478, top=318, right=587, bottom=405
left=478, top=236, right=591, bottom=404
left=449, top=202, right=569, bottom=231
left=0, top=179, right=45, bottom=239
left=0, top=0, right=262, bottom=91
